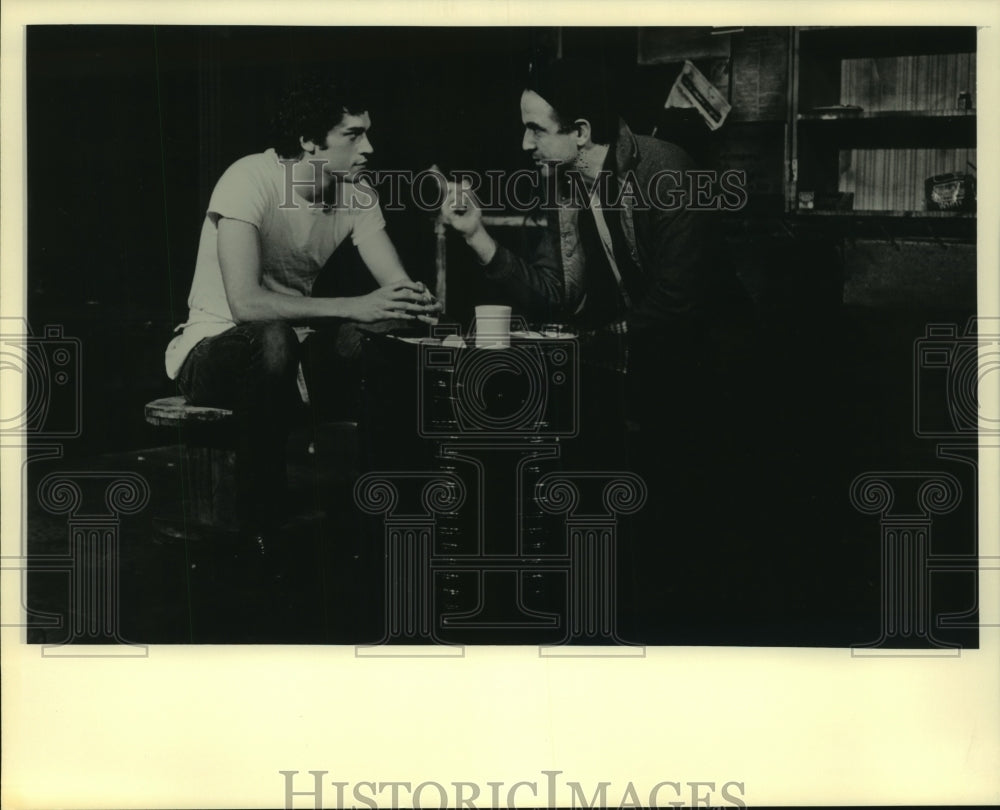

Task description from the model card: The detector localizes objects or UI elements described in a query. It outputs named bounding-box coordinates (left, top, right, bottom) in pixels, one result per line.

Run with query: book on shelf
left=906, top=149, right=916, bottom=210
left=969, top=51, right=977, bottom=108
left=838, top=52, right=975, bottom=112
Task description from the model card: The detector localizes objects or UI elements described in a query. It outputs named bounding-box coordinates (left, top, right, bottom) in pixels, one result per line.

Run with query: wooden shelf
left=798, top=108, right=976, bottom=121
left=795, top=209, right=975, bottom=219
left=791, top=26, right=976, bottom=235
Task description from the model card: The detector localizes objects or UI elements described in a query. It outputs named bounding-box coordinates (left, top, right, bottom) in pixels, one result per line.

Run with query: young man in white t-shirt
left=165, top=78, right=439, bottom=551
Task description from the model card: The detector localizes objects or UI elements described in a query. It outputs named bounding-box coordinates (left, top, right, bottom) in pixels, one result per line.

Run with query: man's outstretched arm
left=440, top=182, right=565, bottom=320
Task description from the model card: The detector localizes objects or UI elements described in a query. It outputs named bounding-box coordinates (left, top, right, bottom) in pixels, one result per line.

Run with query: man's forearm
left=451, top=216, right=565, bottom=320
left=464, top=227, right=498, bottom=265
left=229, top=288, right=359, bottom=324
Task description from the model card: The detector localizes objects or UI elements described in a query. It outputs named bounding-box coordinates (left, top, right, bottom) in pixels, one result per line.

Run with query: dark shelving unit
left=790, top=26, right=977, bottom=237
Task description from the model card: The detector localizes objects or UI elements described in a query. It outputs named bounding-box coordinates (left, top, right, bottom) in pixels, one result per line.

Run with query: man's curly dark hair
left=271, top=75, right=370, bottom=160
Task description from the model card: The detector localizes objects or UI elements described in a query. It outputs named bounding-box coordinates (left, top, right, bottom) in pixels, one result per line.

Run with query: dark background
left=26, top=25, right=549, bottom=456
left=25, top=25, right=800, bottom=457
left=23, top=26, right=979, bottom=646
left=26, top=25, right=977, bottom=457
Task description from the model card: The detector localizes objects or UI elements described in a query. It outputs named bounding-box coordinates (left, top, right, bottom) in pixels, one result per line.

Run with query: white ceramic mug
left=474, top=305, right=512, bottom=348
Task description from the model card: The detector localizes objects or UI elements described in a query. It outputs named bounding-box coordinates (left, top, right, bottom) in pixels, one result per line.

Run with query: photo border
left=3, top=1, right=998, bottom=807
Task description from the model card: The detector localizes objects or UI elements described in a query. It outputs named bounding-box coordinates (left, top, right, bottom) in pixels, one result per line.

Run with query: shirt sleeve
left=482, top=219, right=566, bottom=323
left=206, top=155, right=270, bottom=227
left=348, top=181, right=387, bottom=246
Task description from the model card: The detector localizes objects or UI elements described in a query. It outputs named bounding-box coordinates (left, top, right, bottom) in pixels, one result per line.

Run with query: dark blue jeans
left=176, top=321, right=301, bottom=533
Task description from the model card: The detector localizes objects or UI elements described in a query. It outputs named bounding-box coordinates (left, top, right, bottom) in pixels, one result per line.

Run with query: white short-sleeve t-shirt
left=164, top=149, right=385, bottom=379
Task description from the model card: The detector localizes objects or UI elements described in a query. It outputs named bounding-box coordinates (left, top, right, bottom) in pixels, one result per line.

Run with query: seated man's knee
left=251, top=321, right=299, bottom=378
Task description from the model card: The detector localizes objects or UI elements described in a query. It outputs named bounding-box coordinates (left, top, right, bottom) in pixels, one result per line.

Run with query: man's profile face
left=520, top=90, right=579, bottom=176
left=304, top=110, right=373, bottom=182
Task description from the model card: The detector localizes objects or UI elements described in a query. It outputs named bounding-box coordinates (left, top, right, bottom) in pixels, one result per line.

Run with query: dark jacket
left=483, top=120, right=736, bottom=334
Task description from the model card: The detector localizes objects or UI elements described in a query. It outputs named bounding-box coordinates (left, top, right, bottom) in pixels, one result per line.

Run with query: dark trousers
left=176, top=321, right=302, bottom=533
left=175, top=319, right=403, bottom=533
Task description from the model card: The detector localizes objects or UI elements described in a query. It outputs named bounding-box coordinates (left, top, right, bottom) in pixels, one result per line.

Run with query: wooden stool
left=144, top=396, right=238, bottom=531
